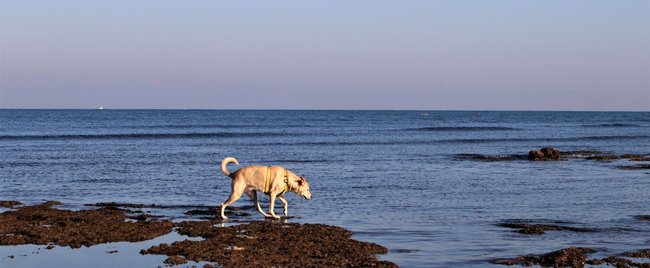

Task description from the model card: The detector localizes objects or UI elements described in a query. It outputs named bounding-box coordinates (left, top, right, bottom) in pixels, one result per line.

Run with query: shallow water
left=0, top=231, right=209, bottom=268
left=1, top=110, right=649, bottom=267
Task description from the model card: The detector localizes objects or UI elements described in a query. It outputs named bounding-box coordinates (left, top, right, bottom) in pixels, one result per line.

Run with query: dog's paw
left=272, top=215, right=281, bottom=220
left=221, top=216, right=229, bottom=220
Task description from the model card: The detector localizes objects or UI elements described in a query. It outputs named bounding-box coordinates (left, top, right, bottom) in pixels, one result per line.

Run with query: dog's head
left=295, top=176, right=312, bottom=200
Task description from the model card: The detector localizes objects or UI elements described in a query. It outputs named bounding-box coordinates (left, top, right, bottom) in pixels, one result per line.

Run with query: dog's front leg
left=278, top=196, right=289, bottom=216
left=268, top=194, right=281, bottom=220
left=252, top=190, right=271, bottom=218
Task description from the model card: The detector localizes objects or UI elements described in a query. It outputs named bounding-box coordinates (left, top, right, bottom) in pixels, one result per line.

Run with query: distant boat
left=99, top=105, right=104, bottom=110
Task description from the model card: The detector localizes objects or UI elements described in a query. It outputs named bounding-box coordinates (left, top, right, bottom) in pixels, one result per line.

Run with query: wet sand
left=0, top=201, right=396, bottom=267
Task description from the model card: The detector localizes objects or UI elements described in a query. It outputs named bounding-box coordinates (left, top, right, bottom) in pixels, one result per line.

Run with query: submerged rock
left=528, top=147, right=561, bottom=161
left=621, top=154, right=650, bottom=161
left=588, top=255, right=650, bottom=268
left=586, top=155, right=622, bottom=161
left=497, top=221, right=597, bottom=235
left=619, top=164, right=650, bottom=170
left=634, top=215, right=650, bottom=221
left=455, top=154, right=526, bottom=162
left=622, top=249, right=650, bottom=259
left=491, top=247, right=596, bottom=268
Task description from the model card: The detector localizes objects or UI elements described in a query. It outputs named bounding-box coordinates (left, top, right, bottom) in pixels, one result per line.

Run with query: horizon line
left=0, top=108, right=648, bottom=113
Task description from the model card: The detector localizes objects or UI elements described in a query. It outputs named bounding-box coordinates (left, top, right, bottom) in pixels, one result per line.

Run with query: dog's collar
left=280, top=169, right=289, bottom=196
left=264, top=167, right=289, bottom=197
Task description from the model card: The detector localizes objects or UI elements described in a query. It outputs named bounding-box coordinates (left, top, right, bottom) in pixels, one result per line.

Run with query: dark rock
left=537, top=247, right=596, bottom=268
left=0, top=201, right=22, bottom=208
left=586, top=155, right=622, bottom=161
left=620, top=164, right=650, bottom=170
left=164, top=255, right=188, bottom=266
left=0, top=202, right=174, bottom=248
left=622, top=249, right=650, bottom=258
left=490, top=256, right=536, bottom=266
left=491, top=247, right=596, bottom=268
left=586, top=258, right=606, bottom=265
left=589, top=256, right=650, bottom=268
left=143, top=221, right=397, bottom=268
left=456, top=154, right=527, bottom=162
left=44, top=201, right=63, bottom=206
left=634, top=215, right=650, bottom=221
left=126, top=214, right=149, bottom=221
left=528, top=147, right=561, bottom=161
left=621, top=154, right=650, bottom=161
left=185, top=208, right=251, bottom=219
left=497, top=221, right=597, bottom=235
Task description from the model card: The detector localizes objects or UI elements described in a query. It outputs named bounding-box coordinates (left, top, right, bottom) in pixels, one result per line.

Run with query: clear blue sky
left=1, top=0, right=648, bottom=110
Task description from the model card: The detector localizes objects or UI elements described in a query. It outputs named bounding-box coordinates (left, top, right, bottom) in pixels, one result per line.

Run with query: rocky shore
left=457, top=147, right=650, bottom=170
left=491, top=247, right=650, bottom=268
left=0, top=201, right=396, bottom=267
left=141, top=221, right=396, bottom=267
left=492, top=217, right=650, bottom=268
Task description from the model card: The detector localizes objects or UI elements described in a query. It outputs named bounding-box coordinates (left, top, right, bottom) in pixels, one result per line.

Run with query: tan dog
left=219, top=157, right=312, bottom=220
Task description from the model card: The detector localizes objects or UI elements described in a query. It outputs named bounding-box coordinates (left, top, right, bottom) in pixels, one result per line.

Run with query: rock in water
left=528, top=147, right=561, bottom=161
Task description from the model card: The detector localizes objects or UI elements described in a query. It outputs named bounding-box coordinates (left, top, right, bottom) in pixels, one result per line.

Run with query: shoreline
left=0, top=201, right=397, bottom=267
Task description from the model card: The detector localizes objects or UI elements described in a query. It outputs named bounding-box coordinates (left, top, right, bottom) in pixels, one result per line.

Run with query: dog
left=219, top=157, right=312, bottom=220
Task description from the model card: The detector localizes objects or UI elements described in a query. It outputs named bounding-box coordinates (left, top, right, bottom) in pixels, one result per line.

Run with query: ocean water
left=0, top=110, right=649, bottom=267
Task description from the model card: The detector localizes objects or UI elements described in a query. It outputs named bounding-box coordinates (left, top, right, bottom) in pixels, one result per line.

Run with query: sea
left=0, top=110, right=649, bottom=267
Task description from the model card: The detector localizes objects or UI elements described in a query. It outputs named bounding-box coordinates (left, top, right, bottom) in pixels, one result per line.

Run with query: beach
left=1, top=110, right=649, bottom=267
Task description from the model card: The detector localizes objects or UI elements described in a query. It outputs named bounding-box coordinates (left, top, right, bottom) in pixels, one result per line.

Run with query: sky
left=1, top=0, right=649, bottom=110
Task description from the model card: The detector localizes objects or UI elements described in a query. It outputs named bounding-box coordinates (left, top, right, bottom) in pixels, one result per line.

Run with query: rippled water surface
left=1, top=110, right=649, bottom=267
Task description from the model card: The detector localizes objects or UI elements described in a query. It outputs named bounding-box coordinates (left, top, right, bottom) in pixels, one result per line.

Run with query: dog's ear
left=296, top=176, right=305, bottom=186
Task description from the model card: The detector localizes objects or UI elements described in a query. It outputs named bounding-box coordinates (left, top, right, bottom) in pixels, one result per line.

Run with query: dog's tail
left=221, top=157, right=239, bottom=177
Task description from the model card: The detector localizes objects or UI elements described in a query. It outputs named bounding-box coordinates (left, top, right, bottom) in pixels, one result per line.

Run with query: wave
left=274, top=159, right=334, bottom=163
left=0, top=132, right=291, bottom=141
left=254, top=135, right=650, bottom=146
left=122, top=123, right=319, bottom=129
left=581, top=123, right=640, bottom=128
left=122, top=124, right=237, bottom=129
left=405, top=126, right=518, bottom=131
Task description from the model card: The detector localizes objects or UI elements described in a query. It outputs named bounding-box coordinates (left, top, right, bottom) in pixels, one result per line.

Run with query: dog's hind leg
left=268, top=194, right=281, bottom=220
left=277, top=196, right=289, bottom=216
left=251, top=190, right=271, bottom=218
left=220, top=181, right=245, bottom=220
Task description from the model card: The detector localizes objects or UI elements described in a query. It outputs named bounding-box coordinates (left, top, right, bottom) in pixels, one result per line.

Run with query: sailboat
left=99, top=105, right=104, bottom=110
